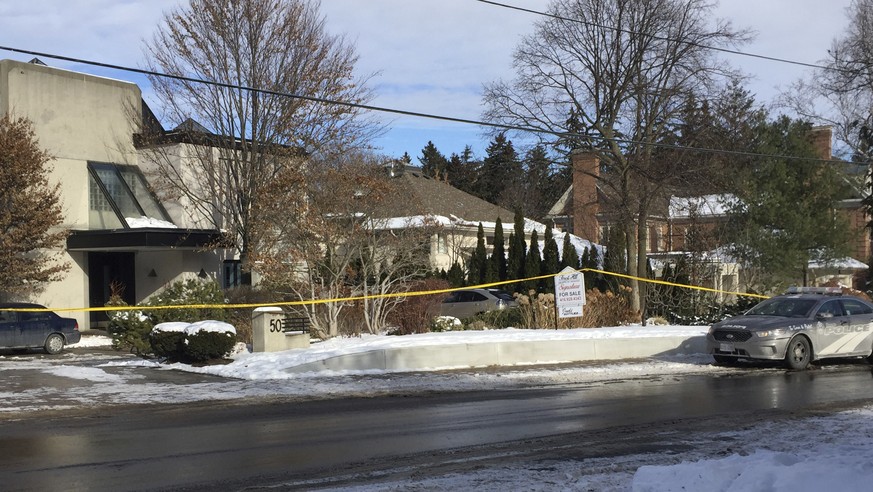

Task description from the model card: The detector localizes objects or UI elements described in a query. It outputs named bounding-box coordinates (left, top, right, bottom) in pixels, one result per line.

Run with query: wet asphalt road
left=2, top=348, right=873, bottom=491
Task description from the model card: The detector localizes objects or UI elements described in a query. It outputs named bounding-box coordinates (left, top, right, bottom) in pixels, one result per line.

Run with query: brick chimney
left=571, top=151, right=600, bottom=243
left=809, top=126, right=833, bottom=160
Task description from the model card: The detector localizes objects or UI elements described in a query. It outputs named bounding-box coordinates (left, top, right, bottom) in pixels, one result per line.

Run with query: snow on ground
left=327, top=405, right=873, bottom=491
left=6, top=325, right=873, bottom=490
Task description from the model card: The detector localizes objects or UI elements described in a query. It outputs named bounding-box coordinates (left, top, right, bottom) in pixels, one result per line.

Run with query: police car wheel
left=785, top=336, right=811, bottom=370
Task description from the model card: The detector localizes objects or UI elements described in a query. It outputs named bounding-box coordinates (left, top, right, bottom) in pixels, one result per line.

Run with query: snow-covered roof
left=126, top=216, right=178, bottom=229
left=669, top=194, right=738, bottom=218
left=808, top=257, right=868, bottom=270
left=370, top=214, right=599, bottom=257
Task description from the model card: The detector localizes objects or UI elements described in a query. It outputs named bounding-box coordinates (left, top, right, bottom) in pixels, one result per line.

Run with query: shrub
left=148, top=278, right=226, bottom=324
left=150, top=321, right=236, bottom=363
left=183, top=331, right=237, bottom=363
left=106, top=294, right=155, bottom=356
left=109, top=278, right=228, bottom=357
left=514, top=291, right=560, bottom=329
left=149, top=329, right=186, bottom=359
left=109, top=311, right=154, bottom=355
left=388, top=278, right=450, bottom=335
left=581, top=287, right=640, bottom=327
left=462, top=306, right=523, bottom=329
left=430, top=316, right=462, bottom=332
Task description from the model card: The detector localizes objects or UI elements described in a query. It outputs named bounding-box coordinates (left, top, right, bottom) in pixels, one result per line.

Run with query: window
left=87, top=162, right=173, bottom=230
left=437, top=234, right=448, bottom=254
left=842, top=299, right=873, bottom=315
left=817, top=300, right=845, bottom=318
left=223, top=260, right=242, bottom=289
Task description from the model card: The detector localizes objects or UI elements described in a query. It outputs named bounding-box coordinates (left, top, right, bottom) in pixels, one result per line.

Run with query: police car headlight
left=756, top=328, right=788, bottom=338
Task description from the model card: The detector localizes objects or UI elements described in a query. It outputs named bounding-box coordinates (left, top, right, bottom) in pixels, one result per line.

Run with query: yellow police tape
left=8, top=267, right=768, bottom=314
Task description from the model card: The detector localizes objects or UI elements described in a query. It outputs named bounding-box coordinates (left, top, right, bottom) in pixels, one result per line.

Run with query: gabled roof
left=377, top=168, right=516, bottom=225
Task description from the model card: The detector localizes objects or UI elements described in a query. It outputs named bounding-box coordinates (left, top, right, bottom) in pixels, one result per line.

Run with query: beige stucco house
left=1, top=58, right=229, bottom=329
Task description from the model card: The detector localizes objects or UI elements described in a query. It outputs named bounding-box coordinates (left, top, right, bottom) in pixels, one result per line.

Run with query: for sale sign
left=554, top=266, right=586, bottom=318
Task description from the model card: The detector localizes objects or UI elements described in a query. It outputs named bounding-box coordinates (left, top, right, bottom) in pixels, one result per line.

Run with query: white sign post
left=554, top=266, right=586, bottom=326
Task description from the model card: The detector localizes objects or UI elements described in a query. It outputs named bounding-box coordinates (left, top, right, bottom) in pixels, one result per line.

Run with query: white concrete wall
left=282, top=335, right=707, bottom=374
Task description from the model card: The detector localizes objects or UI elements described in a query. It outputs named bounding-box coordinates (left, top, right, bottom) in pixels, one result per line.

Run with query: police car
left=707, top=287, right=873, bottom=370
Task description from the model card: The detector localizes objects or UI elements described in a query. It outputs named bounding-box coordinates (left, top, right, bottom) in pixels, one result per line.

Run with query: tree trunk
left=624, top=220, right=641, bottom=312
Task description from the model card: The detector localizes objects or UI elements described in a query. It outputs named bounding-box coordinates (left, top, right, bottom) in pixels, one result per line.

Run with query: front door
left=88, top=252, right=136, bottom=327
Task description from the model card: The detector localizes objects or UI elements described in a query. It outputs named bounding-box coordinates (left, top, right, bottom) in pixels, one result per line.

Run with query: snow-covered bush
left=107, top=278, right=229, bottom=357
left=106, top=293, right=154, bottom=355
left=430, top=316, right=462, bottom=332
left=150, top=321, right=236, bottom=363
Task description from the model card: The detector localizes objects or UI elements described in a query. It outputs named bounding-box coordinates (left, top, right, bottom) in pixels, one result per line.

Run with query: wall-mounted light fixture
left=147, top=269, right=157, bottom=278
left=198, top=268, right=208, bottom=278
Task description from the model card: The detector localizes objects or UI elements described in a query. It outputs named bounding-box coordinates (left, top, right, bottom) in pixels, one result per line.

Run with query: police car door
left=813, top=299, right=849, bottom=358
left=836, top=298, right=873, bottom=357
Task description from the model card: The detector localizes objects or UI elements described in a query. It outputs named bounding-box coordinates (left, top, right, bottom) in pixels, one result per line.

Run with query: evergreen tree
left=541, top=223, right=560, bottom=275
left=467, top=223, right=488, bottom=285
left=522, top=145, right=562, bottom=220
left=726, top=116, right=851, bottom=288
left=475, top=134, right=523, bottom=208
left=490, top=216, right=507, bottom=281
left=506, top=210, right=527, bottom=288
left=418, top=141, right=448, bottom=179
left=445, top=145, right=481, bottom=194
left=560, top=232, right=580, bottom=270
left=540, top=223, right=560, bottom=291
left=447, top=262, right=465, bottom=287
left=524, top=230, right=542, bottom=292
left=583, top=245, right=607, bottom=292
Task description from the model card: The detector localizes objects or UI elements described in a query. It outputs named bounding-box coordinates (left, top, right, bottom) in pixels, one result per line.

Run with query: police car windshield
left=746, top=298, right=818, bottom=318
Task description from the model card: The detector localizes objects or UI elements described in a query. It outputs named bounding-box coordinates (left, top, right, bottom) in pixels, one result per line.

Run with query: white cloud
left=0, top=0, right=856, bottom=157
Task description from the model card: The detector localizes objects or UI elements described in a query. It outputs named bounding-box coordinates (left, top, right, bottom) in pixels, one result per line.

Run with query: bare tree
left=482, top=0, right=747, bottom=311
left=782, top=0, right=873, bottom=161
left=140, top=0, right=379, bottom=268
left=253, top=154, right=436, bottom=337
left=0, top=115, right=69, bottom=301
left=355, top=216, right=439, bottom=335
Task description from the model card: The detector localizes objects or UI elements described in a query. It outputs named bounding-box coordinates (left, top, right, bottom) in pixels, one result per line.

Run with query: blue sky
left=0, top=0, right=855, bottom=162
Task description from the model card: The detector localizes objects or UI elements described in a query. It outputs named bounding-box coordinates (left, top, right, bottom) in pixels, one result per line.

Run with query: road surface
left=2, top=363, right=873, bottom=490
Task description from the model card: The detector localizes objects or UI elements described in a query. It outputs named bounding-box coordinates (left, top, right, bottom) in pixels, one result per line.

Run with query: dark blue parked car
left=0, top=303, right=80, bottom=354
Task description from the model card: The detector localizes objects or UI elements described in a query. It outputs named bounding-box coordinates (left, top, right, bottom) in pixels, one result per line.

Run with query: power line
left=0, top=44, right=850, bottom=165
left=474, top=0, right=853, bottom=75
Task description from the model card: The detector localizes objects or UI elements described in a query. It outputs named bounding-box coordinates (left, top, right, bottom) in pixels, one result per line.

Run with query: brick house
left=546, top=127, right=870, bottom=290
